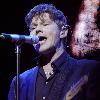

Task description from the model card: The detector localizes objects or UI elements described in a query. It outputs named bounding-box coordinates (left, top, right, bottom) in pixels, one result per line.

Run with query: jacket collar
left=51, top=51, right=70, bottom=72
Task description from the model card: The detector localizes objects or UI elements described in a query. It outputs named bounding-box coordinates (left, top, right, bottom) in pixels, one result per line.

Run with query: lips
left=39, top=36, right=47, bottom=44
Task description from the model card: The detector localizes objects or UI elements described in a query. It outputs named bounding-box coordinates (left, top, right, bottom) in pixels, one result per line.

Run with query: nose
left=36, top=30, right=42, bottom=34
left=35, top=25, right=43, bottom=35
left=30, top=24, right=43, bottom=36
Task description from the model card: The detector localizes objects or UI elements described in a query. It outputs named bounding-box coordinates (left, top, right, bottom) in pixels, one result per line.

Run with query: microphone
left=0, top=33, right=39, bottom=44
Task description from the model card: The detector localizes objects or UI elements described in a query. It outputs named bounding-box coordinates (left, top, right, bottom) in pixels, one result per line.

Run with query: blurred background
left=0, top=0, right=100, bottom=99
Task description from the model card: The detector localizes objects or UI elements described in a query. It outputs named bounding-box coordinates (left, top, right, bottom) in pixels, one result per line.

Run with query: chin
left=39, top=46, right=56, bottom=55
left=39, top=49, right=50, bottom=54
left=34, top=44, right=50, bottom=54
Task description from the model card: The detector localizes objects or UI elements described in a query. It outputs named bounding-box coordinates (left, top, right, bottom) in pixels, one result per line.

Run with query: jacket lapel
left=27, top=66, right=38, bottom=100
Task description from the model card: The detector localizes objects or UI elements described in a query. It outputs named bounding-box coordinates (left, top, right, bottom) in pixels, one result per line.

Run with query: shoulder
left=68, top=52, right=100, bottom=66
left=12, top=66, right=38, bottom=84
left=20, top=66, right=38, bottom=79
left=67, top=54, right=100, bottom=68
left=68, top=54, right=100, bottom=72
left=76, top=59, right=100, bottom=75
left=77, top=58, right=100, bottom=67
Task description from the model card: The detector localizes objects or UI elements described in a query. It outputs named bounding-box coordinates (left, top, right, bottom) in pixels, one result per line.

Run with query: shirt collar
left=51, top=50, right=69, bottom=72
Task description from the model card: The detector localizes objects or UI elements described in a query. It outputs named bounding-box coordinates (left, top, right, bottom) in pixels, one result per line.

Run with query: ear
left=60, top=26, right=68, bottom=39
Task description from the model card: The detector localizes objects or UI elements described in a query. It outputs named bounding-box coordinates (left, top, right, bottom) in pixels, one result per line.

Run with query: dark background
left=0, top=0, right=85, bottom=99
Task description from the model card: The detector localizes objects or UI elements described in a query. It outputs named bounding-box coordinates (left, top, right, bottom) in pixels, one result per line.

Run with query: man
left=8, top=3, right=100, bottom=100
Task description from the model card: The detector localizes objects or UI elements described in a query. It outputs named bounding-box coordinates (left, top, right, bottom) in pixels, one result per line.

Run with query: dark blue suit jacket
left=8, top=52, right=100, bottom=100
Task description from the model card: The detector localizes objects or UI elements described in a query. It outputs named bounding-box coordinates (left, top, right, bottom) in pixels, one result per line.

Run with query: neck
left=43, top=46, right=65, bottom=79
left=50, top=45, right=64, bottom=63
left=38, top=45, right=65, bottom=67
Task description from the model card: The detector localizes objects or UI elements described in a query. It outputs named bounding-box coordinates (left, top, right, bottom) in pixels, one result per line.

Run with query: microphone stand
left=15, top=44, right=21, bottom=100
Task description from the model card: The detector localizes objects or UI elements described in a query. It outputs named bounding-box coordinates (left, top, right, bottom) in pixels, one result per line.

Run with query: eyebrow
left=31, top=18, right=52, bottom=26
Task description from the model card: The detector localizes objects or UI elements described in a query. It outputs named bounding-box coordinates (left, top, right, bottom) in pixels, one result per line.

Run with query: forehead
left=31, top=13, right=53, bottom=23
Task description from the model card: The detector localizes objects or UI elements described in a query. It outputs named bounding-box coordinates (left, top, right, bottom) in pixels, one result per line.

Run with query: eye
left=31, top=27, right=36, bottom=30
left=29, top=26, right=36, bottom=31
left=43, top=23, right=49, bottom=26
left=30, top=23, right=37, bottom=30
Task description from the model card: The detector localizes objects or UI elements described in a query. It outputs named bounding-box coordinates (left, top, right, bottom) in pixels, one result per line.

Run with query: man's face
left=29, top=13, right=61, bottom=54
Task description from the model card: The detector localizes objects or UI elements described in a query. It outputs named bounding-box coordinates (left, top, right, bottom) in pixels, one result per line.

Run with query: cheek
left=44, top=25, right=60, bottom=43
left=48, top=33, right=60, bottom=46
left=30, top=30, right=36, bottom=36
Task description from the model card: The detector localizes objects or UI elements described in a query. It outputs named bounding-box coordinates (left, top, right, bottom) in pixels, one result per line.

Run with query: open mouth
left=39, top=36, right=47, bottom=41
left=39, top=36, right=47, bottom=44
